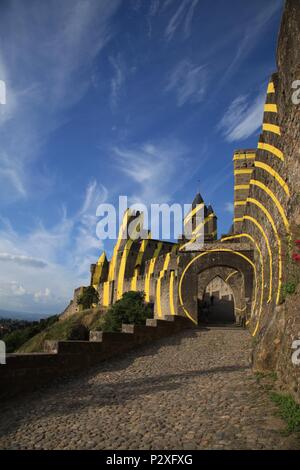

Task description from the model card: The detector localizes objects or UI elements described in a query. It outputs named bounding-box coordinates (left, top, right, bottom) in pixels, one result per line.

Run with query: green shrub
left=282, top=281, right=297, bottom=297
left=77, top=286, right=99, bottom=310
left=102, top=291, right=153, bottom=332
left=67, top=321, right=89, bottom=340
left=270, top=392, right=300, bottom=433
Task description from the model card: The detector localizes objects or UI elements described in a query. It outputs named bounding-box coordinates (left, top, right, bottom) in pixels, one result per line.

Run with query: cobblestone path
left=0, top=328, right=299, bottom=450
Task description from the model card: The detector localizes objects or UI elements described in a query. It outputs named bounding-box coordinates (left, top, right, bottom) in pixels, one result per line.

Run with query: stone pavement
left=0, top=327, right=299, bottom=450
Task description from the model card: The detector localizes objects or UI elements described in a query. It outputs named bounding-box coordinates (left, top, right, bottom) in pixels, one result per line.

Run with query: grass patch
left=17, top=309, right=105, bottom=353
left=270, top=392, right=300, bottom=434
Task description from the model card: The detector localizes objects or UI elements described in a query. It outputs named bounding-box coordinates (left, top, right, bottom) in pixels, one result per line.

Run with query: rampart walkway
left=0, top=328, right=299, bottom=449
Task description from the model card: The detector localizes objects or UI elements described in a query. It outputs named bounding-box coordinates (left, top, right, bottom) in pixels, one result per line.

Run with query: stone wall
left=0, top=315, right=195, bottom=401
left=239, top=0, right=300, bottom=401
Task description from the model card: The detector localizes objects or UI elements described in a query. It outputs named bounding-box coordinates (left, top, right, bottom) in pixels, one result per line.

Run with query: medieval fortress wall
left=60, top=0, right=300, bottom=399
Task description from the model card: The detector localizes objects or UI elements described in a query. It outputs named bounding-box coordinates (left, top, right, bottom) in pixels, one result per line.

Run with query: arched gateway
left=177, top=244, right=254, bottom=325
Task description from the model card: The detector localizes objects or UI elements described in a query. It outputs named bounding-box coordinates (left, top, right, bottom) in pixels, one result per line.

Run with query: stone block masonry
left=0, top=315, right=195, bottom=401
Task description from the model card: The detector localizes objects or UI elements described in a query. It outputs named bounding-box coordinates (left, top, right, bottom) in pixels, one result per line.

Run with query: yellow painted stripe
left=92, top=253, right=106, bottom=289
left=264, top=104, right=278, bottom=113
left=131, top=269, right=138, bottom=291
left=169, top=271, right=176, bottom=315
left=247, top=197, right=282, bottom=305
left=130, top=237, right=151, bottom=291
left=257, top=142, right=284, bottom=161
left=221, top=233, right=264, bottom=336
left=267, top=82, right=275, bottom=94
left=117, top=239, right=134, bottom=300
left=233, top=153, right=256, bottom=161
left=250, top=179, right=290, bottom=232
left=180, top=214, right=214, bottom=251
left=234, top=201, right=247, bottom=206
left=103, top=281, right=110, bottom=307
left=225, top=271, right=238, bottom=283
left=235, top=306, right=247, bottom=313
left=178, top=249, right=257, bottom=325
left=156, top=252, right=171, bottom=318
left=108, top=209, right=130, bottom=281
left=234, top=169, right=253, bottom=175
left=184, top=203, right=204, bottom=225
left=263, top=123, right=281, bottom=135
left=145, top=242, right=163, bottom=302
left=242, top=215, right=273, bottom=303
left=254, top=161, right=290, bottom=197
left=235, top=185, right=250, bottom=191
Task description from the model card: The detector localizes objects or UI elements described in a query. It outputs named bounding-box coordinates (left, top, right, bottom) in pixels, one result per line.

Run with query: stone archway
left=198, top=274, right=236, bottom=325
left=178, top=247, right=254, bottom=325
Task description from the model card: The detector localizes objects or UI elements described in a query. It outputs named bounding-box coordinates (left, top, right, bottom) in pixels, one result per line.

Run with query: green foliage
left=68, top=321, right=89, bottom=340
left=77, top=286, right=99, bottom=310
left=102, top=291, right=153, bottom=332
left=270, top=392, right=300, bottom=433
left=282, top=281, right=297, bottom=300
left=3, top=315, right=58, bottom=353
left=17, top=309, right=103, bottom=353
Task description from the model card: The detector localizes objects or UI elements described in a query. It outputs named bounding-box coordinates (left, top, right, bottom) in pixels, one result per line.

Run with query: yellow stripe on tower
left=234, top=169, right=253, bottom=175
left=235, top=185, right=250, bottom=191
left=108, top=209, right=130, bottom=281
left=247, top=197, right=282, bottom=305
left=250, top=179, right=290, bottom=232
left=156, top=252, right=171, bottom=318
left=180, top=213, right=214, bottom=251
left=264, top=104, right=278, bottom=113
left=242, top=215, right=273, bottom=303
left=263, top=123, right=281, bottom=136
left=169, top=271, right=176, bottom=315
left=145, top=242, right=163, bottom=302
left=267, top=82, right=275, bottom=94
left=254, top=162, right=290, bottom=197
left=233, top=153, right=255, bottom=161
left=130, top=236, right=151, bottom=291
left=103, top=281, right=110, bottom=307
left=92, top=252, right=106, bottom=289
left=257, top=142, right=284, bottom=161
left=117, top=239, right=134, bottom=300
left=184, top=203, right=204, bottom=226
left=234, top=201, right=247, bottom=206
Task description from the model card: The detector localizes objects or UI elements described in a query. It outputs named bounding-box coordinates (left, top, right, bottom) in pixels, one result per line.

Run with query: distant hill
left=0, top=309, right=51, bottom=322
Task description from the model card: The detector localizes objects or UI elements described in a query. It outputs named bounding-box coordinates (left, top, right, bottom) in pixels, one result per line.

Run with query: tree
left=102, top=291, right=153, bottom=332
left=77, top=286, right=99, bottom=310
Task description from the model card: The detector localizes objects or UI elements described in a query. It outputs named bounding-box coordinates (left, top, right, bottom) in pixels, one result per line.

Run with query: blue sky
left=0, top=0, right=283, bottom=315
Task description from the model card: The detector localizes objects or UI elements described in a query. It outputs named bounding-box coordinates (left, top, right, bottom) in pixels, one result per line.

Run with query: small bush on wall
left=102, top=291, right=153, bottom=332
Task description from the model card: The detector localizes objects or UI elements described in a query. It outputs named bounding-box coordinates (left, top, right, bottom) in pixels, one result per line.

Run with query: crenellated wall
left=58, top=0, right=300, bottom=401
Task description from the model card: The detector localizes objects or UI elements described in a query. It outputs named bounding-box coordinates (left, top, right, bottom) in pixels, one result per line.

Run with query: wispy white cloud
left=0, top=0, right=121, bottom=204
left=218, top=93, right=265, bottom=142
left=220, top=0, right=282, bottom=85
left=165, top=0, right=199, bottom=41
left=224, top=202, right=234, bottom=214
left=112, top=140, right=192, bottom=204
left=0, top=179, right=107, bottom=314
left=0, top=253, right=47, bottom=269
left=109, top=54, right=126, bottom=108
left=165, top=60, right=207, bottom=106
